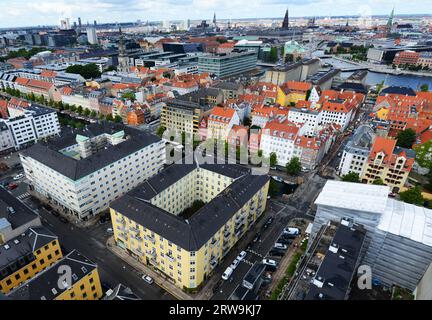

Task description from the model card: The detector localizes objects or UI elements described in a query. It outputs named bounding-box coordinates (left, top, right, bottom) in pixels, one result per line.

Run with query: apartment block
left=110, top=163, right=270, bottom=290
left=161, top=99, right=212, bottom=135
left=361, top=136, right=415, bottom=193
left=338, top=125, right=375, bottom=176
left=0, top=227, right=62, bottom=294
left=7, top=250, right=102, bottom=300
left=20, top=123, right=165, bottom=220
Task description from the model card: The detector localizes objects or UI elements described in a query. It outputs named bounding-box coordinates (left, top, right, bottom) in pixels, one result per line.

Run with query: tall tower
left=78, top=17, right=82, bottom=29
left=118, top=27, right=129, bottom=73
left=282, top=9, right=289, bottom=30
left=387, top=7, right=395, bottom=32
left=213, top=12, right=217, bottom=29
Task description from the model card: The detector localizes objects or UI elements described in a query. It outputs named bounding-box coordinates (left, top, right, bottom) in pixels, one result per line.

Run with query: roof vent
left=3, top=244, right=10, bottom=250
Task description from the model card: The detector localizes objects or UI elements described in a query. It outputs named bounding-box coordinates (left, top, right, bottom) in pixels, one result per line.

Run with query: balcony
left=210, top=238, right=218, bottom=246
left=224, top=231, right=231, bottom=239
left=210, top=256, right=218, bottom=269
left=116, top=218, right=126, bottom=225
left=144, top=235, right=156, bottom=244
left=166, top=253, right=175, bottom=263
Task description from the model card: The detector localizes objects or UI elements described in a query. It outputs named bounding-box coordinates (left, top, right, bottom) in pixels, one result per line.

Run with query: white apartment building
left=20, top=123, right=165, bottom=221
left=260, top=119, right=304, bottom=166
left=287, top=107, right=320, bottom=136
left=1, top=104, right=60, bottom=150
left=320, top=104, right=354, bottom=131
left=338, top=125, right=375, bottom=176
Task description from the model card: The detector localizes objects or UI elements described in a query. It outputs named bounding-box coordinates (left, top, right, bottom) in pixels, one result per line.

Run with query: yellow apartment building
left=110, top=163, right=270, bottom=291
left=7, top=250, right=103, bottom=300
left=0, top=227, right=62, bottom=294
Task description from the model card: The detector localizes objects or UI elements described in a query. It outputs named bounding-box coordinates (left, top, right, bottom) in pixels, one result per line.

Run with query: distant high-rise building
left=78, top=17, right=82, bottom=28
left=87, top=27, right=98, bottom=45
left=94, top=20, right=97, bottom=26
left=282, top=9, right=289, bottom=30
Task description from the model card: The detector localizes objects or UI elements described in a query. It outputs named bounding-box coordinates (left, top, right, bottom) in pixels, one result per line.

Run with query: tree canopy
left=286, top=157, right=302, bottom=176
left=270, top=152, right=278, bottom=167
left=341, top=172, right=360, bottom=183
left=396, top=129, right=416, bottom=149
left=66, top=63, right=101, bottom=79
left=399, top=187, right=424, bottom=206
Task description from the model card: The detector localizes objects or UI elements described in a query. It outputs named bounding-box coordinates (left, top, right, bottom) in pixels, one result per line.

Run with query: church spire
left=282, top=8, right=289, bottom=30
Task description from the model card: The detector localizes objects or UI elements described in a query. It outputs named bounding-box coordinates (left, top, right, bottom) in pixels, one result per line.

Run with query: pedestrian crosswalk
left=242, top=259, right=254, bottom=267
left=17, top=192, right=30, bottom=200
left=246, top=249, right=263, bottom=259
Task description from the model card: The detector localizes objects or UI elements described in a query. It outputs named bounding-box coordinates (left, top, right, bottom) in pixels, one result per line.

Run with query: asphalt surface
left=211, top=199, right=301, bottom=300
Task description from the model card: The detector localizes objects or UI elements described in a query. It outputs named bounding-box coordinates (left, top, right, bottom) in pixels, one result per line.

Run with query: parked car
left=237, top=251, right=247, bottom=261
left=274, top=243, right=288, bottom=250
left=262, top=258, right=277, bottom=267
left=7, top=183, right=18, bottom=190
left=13, top=173, right=24, bottom=181
left=283, top=227, right=300, bottom=236
left=269, top=249, right=285, bottom=257
left=277, top=237, right=292, bottom=245
left=106, top=228, right=114, bottom=234
left=222, top=267, right=234, bottom=281
left=253, top=232, right=261, bottom=243
left=271, top=176, right=283, bottom=183
left=230, top=258, right=241, bottom=270
left=142, top=275, right=154, bottom=285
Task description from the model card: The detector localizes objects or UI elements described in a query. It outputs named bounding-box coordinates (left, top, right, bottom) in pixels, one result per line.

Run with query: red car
left=7, top=183, right=18, bottom=190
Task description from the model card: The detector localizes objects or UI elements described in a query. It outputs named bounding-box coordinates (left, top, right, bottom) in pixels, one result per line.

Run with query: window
left=39, top=259, right=45, bottom=265
left=80, top=284, right=85, bottom=291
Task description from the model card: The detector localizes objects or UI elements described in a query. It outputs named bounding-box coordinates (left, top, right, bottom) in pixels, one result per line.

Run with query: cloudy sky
left=0, top=0, right=430, bottom=28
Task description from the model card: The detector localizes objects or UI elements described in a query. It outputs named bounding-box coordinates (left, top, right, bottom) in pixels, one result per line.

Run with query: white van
left=222, top=267, right=234, bottom=281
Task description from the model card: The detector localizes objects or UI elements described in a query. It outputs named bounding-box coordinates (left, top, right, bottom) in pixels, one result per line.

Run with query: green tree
left=372, top=178, right=386, bottom=185
left=396, top=129, right=416, bottom=148
left=106, top=114, right=114, bottom=122
left=76, top=106, right=83, bottom=115
left=114, top=115, right=123, bottom=123
left=399, top=187, right=424, bottom=206
left=121, top=92, right=136, bottom=102
left=90, top=110, right=97, bottom=118
left=341, top=172, right=360, bottom=183
left=83, top=108, right=91, bottom=116
left=286, top=157, right=302, bottom=176
left=156, top=126, right=166, bottom=138
left=66, top=63, right=101, bottom=79
left=270, top=152, right=278, bottom=167
left=420, top=84, right=429, bottom=92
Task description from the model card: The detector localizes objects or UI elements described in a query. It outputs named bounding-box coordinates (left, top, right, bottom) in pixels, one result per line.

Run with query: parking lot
left=211, top=199, right=301, bottom=300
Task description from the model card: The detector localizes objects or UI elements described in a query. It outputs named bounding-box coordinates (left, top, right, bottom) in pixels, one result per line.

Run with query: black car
left=253, top=232, right=261, bottom=243
left=269, top=249, right=285, bottom=257
left=277, top=237, right=292, bottom=245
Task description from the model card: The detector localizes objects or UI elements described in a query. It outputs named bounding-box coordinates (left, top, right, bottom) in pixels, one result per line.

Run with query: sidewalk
left=29, top=189, right=99, bottom=228
left=106, top=237, right=193, bottom=300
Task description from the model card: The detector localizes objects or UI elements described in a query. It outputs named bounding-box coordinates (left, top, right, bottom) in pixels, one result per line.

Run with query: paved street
left=210, top=195, right=310, bottom=300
